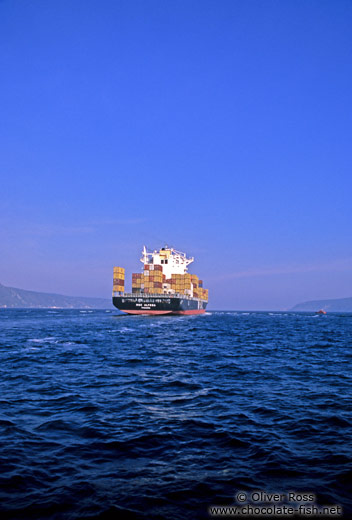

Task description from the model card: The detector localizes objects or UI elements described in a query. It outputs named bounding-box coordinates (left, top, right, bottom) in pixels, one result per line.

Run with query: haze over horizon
left=1, top=0, right=351, bottom=310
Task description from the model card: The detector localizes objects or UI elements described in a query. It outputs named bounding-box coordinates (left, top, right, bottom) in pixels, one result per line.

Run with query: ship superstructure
left=112, top=246, right=208, bottom=315
left=141, top=246, right=194, bottom=279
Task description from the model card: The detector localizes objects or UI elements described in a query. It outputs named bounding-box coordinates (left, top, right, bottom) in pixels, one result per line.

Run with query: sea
left=0, top=309, right=351, bottom=519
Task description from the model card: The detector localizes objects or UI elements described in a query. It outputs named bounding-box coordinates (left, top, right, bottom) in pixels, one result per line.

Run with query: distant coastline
left=2, top=281, right=352, bottom=312
left=291, top=296, right=352, bottom=312
left=0, top=283, right=112, bottom=309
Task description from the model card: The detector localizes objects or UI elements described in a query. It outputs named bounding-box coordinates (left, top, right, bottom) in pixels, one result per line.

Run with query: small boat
left=316, top=309, right=327, bottom=315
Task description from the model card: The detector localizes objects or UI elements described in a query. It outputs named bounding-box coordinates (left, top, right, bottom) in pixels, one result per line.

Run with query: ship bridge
left=141, top=246, right=194, bottom=279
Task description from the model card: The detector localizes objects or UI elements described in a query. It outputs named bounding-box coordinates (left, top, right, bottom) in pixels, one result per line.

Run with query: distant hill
left=291, top=296, right=352, bottom=312
left=0, top=283, right=113, bottom=309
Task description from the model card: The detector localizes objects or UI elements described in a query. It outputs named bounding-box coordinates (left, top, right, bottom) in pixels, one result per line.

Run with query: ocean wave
left=0, top=310, right=351, bottom=519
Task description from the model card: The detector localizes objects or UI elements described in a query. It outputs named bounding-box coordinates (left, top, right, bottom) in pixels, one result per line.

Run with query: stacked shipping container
left=129, top=266, right=208, bottom=301
left=132, top=264, right=165, bottom=295
left=144, top=263, right=164, bottom=294
left=113, top=267, right=125, bottom=293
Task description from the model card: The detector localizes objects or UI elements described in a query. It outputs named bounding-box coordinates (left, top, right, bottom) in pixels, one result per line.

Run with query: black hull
left=112, top=294, right=207, bottom=315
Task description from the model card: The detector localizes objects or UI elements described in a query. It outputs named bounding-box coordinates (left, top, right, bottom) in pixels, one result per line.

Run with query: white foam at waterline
left=29, top=337, right=57, bottom=343
left=119, top=327, right=137, bottom=333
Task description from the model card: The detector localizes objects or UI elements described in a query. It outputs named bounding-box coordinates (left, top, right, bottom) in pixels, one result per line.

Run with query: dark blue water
left=0, top=310, right=351, bottom=519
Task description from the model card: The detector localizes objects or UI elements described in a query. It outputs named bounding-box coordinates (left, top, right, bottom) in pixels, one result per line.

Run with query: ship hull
left=112, top=294, right=207, bottom=315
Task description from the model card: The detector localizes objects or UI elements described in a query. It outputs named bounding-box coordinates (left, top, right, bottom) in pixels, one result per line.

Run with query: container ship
left=112, top=246, right=208, bottom=315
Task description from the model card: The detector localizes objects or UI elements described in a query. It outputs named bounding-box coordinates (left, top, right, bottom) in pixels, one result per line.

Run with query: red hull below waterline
left=119, top=309, right=206, bottom=316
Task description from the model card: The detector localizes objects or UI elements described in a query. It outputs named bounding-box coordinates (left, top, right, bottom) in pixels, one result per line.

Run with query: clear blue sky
left=1, top=0, right=351, bottom=310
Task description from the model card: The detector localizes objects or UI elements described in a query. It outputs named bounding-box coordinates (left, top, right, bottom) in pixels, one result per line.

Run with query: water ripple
left=0, top=309, right=351, bottom=519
